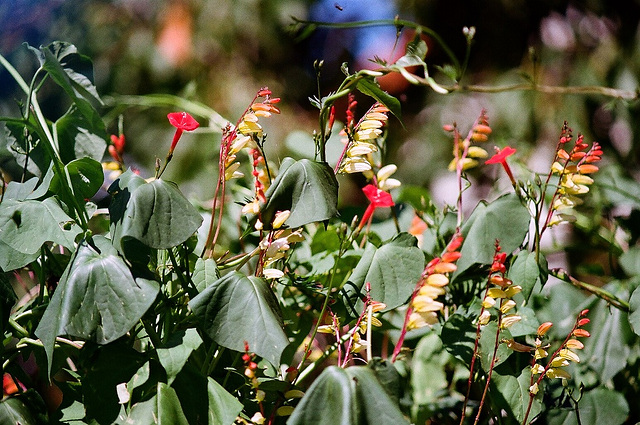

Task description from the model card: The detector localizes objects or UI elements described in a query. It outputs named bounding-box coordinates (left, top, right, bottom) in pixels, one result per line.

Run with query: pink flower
left=167, top=112, right=200, bottom=153
left=359, top=184, right=394, bottom=228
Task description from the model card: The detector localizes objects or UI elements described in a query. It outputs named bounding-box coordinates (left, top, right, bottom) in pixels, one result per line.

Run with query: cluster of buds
left=546, top=122, right=602, bottom=227
left=259, top=227, right=304, bottom=279
left=478, top=243, right=522, bottom=329
left=337, top=99, right=391, bottom=176
left=446, top=111, right=491, bottom=172
left=407, top=234, right=463, bottom=330
left=506, top=310, right=590, bottom=396
left=226, top=88, right=280, bottom=205
left=318, top=287, right=386, bottom=366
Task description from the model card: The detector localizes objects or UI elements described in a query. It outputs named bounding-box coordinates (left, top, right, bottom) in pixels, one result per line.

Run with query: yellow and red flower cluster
left=446, top=111, right=491, bottom=172
left=546, top=123, right=602, bottom=227
left=407, top=234, right=464, bottom=330
left=478, top=244, right=522, bottom=328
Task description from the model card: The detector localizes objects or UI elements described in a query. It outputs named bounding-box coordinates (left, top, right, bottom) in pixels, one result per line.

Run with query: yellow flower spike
left=224, top=162, right=242, bottom=180
left=354, top=128, right=383, bottom=141
left=378, top=178, right=401, bottom=191
left=419, top=285, right=446, bottom=298
left=551, top=161, right=565, bottom=174
left=242, top=113, right=259, bottom=123
left=254, top=110, right=271, bottom=118
left=370, top=301, right=387, bottom=313
left=237, top=120, right=262, bottom=135
left=564, top=164, right=578, bottom=174
left=370, top=316, right=383, bottom=327
left=565, top=339, right=584, bottom=350
left=487, top=288, right=507, bottom=299
left=482, top=297, right=496, bottom=309
left=468, top=146, right=489, bottom=158
left=550, top=356, right=570, bottom=367
left=377, top=164, right=397, bottom=181
left=571, top=174, right=594, bottom=185
left=347, top=143, right=377, bottom=156
left=478, top=310, right=491, bottom=325
left=448, top=157, right=478, bottom=171
left=413, top=295, right=444, bottom=312
left=426, top=273, right=449, bottom=287
left=546, top=368, right=571, bottom=379
left=359, top=120, right=384, bottom=130
left=534, top=347, right=548, bottom=360
left=341, top=157, right=372, bottom=174
left=365, top=112, right=389, bottom=121
left=470, top=132, right=489, bottom=143
left=500, top=299, right=517, bottom=313
left=272, top=210, right=291, bottom=229
left=505, top=285, right=522, bottom=298
left=286, top=230, right=305, bottom=243
left=531, top=364, right=545, bottom=375
left=255, top=389, right=266, bottom=402
left=317, top=325, right=335, bottom=334
left=559, top=348, right=580, bottom=363
left=500, top=314, right=522, bottom=329
left=407, top=311, right=438, bottom=329
left=241, top=199, right=261, bottom=215
left=224, top=154, right=237, bottom=167
left=263, top=268, right=284, bottom=279
left=229, top=135, right=252, bottom=154
left=529, top=383, right=539, bottom=395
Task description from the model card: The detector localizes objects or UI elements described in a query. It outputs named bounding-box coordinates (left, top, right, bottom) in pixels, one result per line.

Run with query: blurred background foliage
left=1, top=0, right=639, bottom=218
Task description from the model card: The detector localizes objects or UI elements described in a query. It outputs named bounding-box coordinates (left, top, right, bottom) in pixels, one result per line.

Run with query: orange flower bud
left=577, top=318, right=590, bottom=327
left=433, top=262, right=458, bottom=274
left=443, top=124, right=455, bottom=132
left=441, top=251, right=462, bottom=263
left=578, top=164, right=599, bottom=174
left=557, top=149, right=570, bottom=160
left=580, top=309, right=589, bottom=316
left=447, top=236, right=464, bottom=252
left=471, top=132, right=489, bottom=143
left=572, top=328, right=591, bottom=338
left=569, top=151, right=586, bottom=161
left=473, top=124, right=492, bottom=134
left=537, top=321, right=553, bottom=336
left=584, top=155, right=601, bottom=163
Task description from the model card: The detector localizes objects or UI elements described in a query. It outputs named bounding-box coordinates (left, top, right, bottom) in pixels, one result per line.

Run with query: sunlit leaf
left=454, top=193, right=530, bottom=279
left=344, top=233, right=424, bottom=312
left=109, top=175, right=203, bottom=251
left=260, top=158, right=338, bottom=229
left=189, top=271, right=288, bottom=366
left=356, top=77, right=401, bottom=120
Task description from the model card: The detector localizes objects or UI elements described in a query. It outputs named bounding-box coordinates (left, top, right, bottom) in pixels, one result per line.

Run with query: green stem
left=550, top=268, right=629, bottom=312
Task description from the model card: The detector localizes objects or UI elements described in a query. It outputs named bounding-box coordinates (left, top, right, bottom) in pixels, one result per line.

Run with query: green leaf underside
left=260, top=158, right=338, bottom=229
left=356, top=77, right=402, bottom=120
left=287, top=366, right=409, bottom=425
left=344, top=233, right=424, bottom=311
left=189, top=271, right=288, bottom=366
left=124, top=383, right=189, bottom=425
left=192, top=258, right=220, bottom=293
left=35, top=235, right=159, bottom=376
